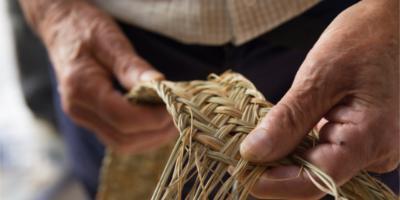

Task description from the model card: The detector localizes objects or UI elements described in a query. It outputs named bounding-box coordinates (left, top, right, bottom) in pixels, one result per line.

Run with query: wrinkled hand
left=240, top=0, right=399, bottom=199
left=38, top=1, right=177, bottom=154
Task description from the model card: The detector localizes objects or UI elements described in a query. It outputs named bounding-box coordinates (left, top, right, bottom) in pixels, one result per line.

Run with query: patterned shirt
left=92, top=0, right=319, bottom=45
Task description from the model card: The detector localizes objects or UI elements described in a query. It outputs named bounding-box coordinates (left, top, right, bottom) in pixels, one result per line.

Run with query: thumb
left=92, top=26, right=164, bottom=89
left=113, top=55, right=164, bottom=88
left=240, top=81, right=341, bottom=163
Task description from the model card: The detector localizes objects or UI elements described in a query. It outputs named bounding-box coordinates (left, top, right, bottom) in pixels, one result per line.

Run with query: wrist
left=38, top=1, right=88, bottom=39
left=19, top=0, right=89, bottom=39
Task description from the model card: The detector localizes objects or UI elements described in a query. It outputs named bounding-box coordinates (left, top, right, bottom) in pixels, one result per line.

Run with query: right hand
left=37, top=1, right=177, bottom=154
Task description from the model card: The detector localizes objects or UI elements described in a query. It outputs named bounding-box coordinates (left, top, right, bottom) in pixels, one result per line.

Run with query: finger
left=247, top=121, right=367, bottom=199
left=324, top=102, right=365, bottom=124
left=65, top=103, right=127, bottom=147
left=227, top=164, right=324, bottom=199
left=91, top=22, right=163, bottom=89
left=316, top=118, right=328, bottom=133
left=66, top=103, right=178, bottom=153
left=366, top=155, right=399, bottom=173
left=60, top=58, right=173, bottom=133
left=94, top=85, right=173, bottom=133
left=115, top=122, right=178, bottom=154
left=250, top=165, right=324, bottom=199
left=240, top=77, right=344, bottom=162
left=323, top=105, right=399, bottom=173
left=250, top=144, right=357, bottom=198
left=311, top=122, right=366, bottom=177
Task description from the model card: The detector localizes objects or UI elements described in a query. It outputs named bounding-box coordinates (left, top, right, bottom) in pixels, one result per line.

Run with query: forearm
left=19, top=0, right=83, bottom=35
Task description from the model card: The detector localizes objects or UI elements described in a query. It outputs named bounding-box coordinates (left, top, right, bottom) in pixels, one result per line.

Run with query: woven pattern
left=97, top=145, right=172, bottom=200
left=109, top=72, right=396, bottom=199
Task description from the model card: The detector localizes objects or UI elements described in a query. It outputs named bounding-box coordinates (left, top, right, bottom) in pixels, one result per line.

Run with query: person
left=19, top=0, right=398, bottom=199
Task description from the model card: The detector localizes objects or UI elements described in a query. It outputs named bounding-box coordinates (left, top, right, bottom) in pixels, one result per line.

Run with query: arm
left=19, top=0, right=72, bottom=32
left=19, top=0, right=178, bottom=154
left=241, top=0, right=399, bottom=198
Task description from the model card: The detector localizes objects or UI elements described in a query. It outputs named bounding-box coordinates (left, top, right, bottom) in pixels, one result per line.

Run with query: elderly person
left=19, top=0, right=398, bottom=199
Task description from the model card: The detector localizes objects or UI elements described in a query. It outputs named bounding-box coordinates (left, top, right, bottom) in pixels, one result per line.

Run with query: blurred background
left=0, top=0, right=87, bottom=199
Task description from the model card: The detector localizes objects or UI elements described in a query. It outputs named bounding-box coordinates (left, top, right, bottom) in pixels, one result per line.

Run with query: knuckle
left=61, top=69, right=86, bottom=101
left=299, top=57, right=352, bottom=97
left=115, top=55, right=136, bottom=73
left=114, top=56, right=150, bottom=84
left=60, top=102, right=88, bottom=128
left=306, top=51, right=353, bottom=73
left=115, top=59, right=132, bottom=77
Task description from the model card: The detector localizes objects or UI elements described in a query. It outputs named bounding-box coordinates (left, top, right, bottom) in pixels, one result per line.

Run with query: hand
left=240, top=0, right=399, bottom=199
left=24, top=0, right=177, bottom=154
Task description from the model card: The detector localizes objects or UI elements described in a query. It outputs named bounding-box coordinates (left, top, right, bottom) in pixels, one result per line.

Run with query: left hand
left=19, top=0, right=178, bottom=154
left=240, top=0, right=399, bottom=199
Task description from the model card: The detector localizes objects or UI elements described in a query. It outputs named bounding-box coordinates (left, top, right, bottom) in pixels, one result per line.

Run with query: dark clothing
left=50, top=0, right=398, bottom=199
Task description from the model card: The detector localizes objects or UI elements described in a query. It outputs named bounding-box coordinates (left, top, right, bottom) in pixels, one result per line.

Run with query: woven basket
left=97, top=145, right=173, bottom=200
left=99, top=72, right=396, bottom=200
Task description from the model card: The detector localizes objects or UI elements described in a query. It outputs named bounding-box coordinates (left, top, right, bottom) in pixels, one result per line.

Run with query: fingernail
left=240, top=128, right=271, bottom=162
left=139, top=70, right=164, bottom=82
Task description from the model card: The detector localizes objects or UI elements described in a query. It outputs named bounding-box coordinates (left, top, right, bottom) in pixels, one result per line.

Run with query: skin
left=19, top=0, right=398, bottom=198
left=19, top=0, right=178, bottom=154
left=240, top=0, right=399, bottom=199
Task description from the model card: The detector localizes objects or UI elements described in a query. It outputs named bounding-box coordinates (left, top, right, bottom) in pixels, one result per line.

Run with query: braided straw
left=97, top=146, right=172, bottom=200
left=125, top=71, right=396, bottom=200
